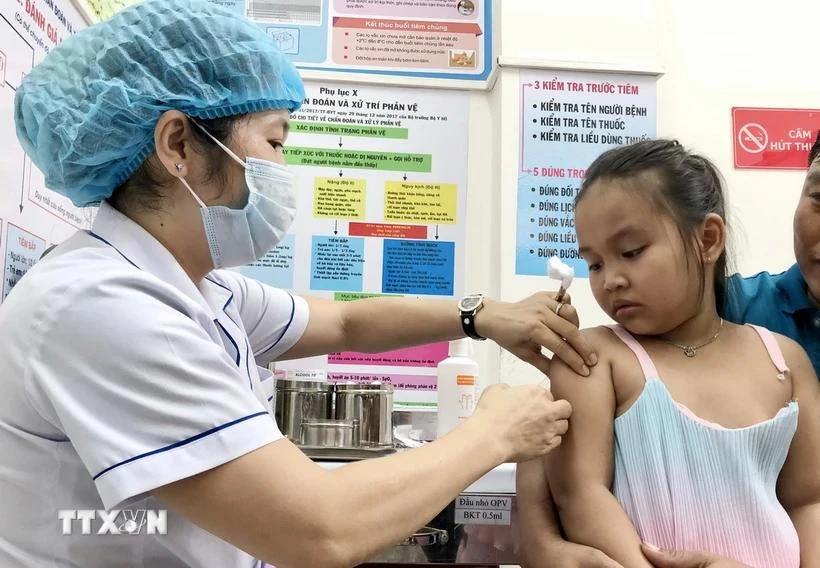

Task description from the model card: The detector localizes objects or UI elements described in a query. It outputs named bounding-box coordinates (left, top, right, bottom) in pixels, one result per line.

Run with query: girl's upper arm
left=546, top=328, right=618, bottom=499
left=776, top=335, right=820, bottom=509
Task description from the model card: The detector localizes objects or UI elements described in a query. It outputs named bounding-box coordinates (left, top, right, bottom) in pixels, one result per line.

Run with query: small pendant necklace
left=661, top=319, right=724, bottom=358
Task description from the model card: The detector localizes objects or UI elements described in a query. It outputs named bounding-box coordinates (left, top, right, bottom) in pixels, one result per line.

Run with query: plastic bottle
left=436, top=338, right=479, bottom=439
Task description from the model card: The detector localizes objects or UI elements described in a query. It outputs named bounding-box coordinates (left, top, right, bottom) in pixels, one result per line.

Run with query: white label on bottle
left=455, top=494, right=512, bottom=525
left=456, top=374, right=476, bottom=420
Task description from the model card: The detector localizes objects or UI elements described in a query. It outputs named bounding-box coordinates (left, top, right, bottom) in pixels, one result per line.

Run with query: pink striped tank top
left=608, top=324, right=800, bottom=567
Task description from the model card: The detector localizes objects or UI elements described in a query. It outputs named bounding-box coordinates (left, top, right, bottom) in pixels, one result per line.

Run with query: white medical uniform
left=0, top=202, right=309, bottom=567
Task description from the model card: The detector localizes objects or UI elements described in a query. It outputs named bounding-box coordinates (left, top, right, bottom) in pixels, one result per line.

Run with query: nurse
left=0, top=1, right=583, bottom=566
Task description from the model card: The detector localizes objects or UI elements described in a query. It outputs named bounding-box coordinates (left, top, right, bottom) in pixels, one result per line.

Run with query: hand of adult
left=471, top=383, right=571, bottom=462
left=475, top=292, right=597, bottom=377
left=641, top=544, right=750, bottom=568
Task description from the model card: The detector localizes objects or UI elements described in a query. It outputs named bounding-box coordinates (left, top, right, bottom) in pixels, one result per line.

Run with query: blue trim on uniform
left=204, top=276, right=259, bottom=389
left=205, top=275, right=246, bottom=335
left=215, top=320, right=241, bottom=366
left=205, top=275, right=234, bottom=311
left=86, top=231, right=140, bottom=269
left=244, top=339, right=253, bottom=389
left=259, top=293, right=296, bottom=357
left=92, top=411, right=269, bottom=480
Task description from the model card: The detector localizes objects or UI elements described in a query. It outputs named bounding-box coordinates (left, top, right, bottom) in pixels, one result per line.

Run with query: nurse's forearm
left=338, top=296, right=466, bottom=352
left=153, top=414, right=506, bottom=568
left=287, top=295, right=472, bottom=360
left=323, top=416, right=504, bottom=565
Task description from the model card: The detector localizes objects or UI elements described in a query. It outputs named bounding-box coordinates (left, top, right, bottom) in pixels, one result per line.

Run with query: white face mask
left=179, top=120, right=296, bottom=269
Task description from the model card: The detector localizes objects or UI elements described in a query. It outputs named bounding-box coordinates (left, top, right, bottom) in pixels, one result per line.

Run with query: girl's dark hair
left=575, top=139, right=732, bottom=314
left=109, top=114, right=247, bottom=213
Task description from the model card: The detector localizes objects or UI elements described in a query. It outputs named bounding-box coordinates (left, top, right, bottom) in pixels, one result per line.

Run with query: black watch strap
left=460, top=311, right=486, bottom=340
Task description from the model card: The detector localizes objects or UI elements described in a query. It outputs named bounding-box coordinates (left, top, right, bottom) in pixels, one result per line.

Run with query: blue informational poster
left=210, top=0, right=493, bottom=84
left=382, top=239, right=454, bottom=296
left=240, top=234, right=296, bottom=289
left=516, top=70, right=657, bottom=277
left=309, top=235, right=365, bottom=291
left=4, top=223, right=45, bottom=299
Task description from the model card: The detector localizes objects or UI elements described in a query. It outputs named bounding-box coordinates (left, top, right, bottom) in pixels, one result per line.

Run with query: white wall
left=470, top=0, right=819, bottom=387
left=656, top=1, right=819, bottom=277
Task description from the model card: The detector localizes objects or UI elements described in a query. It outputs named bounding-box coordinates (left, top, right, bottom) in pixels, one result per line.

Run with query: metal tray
left=298, top=445, right=397, bottom=461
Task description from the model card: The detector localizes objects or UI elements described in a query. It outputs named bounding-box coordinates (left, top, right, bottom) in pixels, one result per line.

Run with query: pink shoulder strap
left=606, top=324, right=658, bottom=381
left=747, top=325, right=790, bottom=380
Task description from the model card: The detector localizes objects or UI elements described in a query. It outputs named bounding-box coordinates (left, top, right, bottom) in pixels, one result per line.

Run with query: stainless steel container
left=368, top=526, right=449, bottom=563
left=274, top=378, right=333, bottom=442
left=334, top=383, right=394, bottom=447
left=299, top=418, right=360, bottom=448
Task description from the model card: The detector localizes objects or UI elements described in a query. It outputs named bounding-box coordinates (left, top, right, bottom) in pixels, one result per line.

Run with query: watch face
left=459, top=295, right=483, bottom=312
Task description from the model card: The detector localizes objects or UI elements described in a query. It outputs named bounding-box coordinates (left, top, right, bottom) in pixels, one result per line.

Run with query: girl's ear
left=697, top=213, right=726, bottom=264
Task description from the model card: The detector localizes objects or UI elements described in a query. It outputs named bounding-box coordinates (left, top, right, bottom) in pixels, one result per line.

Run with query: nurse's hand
left=641, top=544, right=750, bottom=567
left=475, top=292, right=597, bottom=377
left=472, top=383, right=571, bottom=462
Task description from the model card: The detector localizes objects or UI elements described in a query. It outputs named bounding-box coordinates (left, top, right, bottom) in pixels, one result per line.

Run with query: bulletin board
left=75, top=0, right=497, bottom=90
left=515, top=69, right=658, bottom=279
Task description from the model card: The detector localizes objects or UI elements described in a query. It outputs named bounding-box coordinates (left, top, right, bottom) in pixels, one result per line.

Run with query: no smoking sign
left=732, top=107, right=820, bottom=169
left=737, top=123, right=768, bottom=154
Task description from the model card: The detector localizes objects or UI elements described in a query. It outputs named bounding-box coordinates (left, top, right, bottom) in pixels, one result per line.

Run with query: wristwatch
left=458, top=293, right=486, bottom=340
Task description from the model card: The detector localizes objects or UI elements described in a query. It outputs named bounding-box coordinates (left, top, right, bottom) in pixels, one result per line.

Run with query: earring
left=175, top=163, right=184, bottom=172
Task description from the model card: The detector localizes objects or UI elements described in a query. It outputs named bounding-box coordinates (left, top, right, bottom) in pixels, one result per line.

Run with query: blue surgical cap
left=14, top=0, right=305, bottom=207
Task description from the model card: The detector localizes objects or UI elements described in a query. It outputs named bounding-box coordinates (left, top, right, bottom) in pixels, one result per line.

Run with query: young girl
left=518, top=140, right=820, bottom=567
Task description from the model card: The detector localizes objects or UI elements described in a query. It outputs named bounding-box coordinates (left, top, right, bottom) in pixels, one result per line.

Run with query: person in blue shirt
left=524, top=133, right=820, bottom=568
left=721, top=133, right=820, bottom=377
